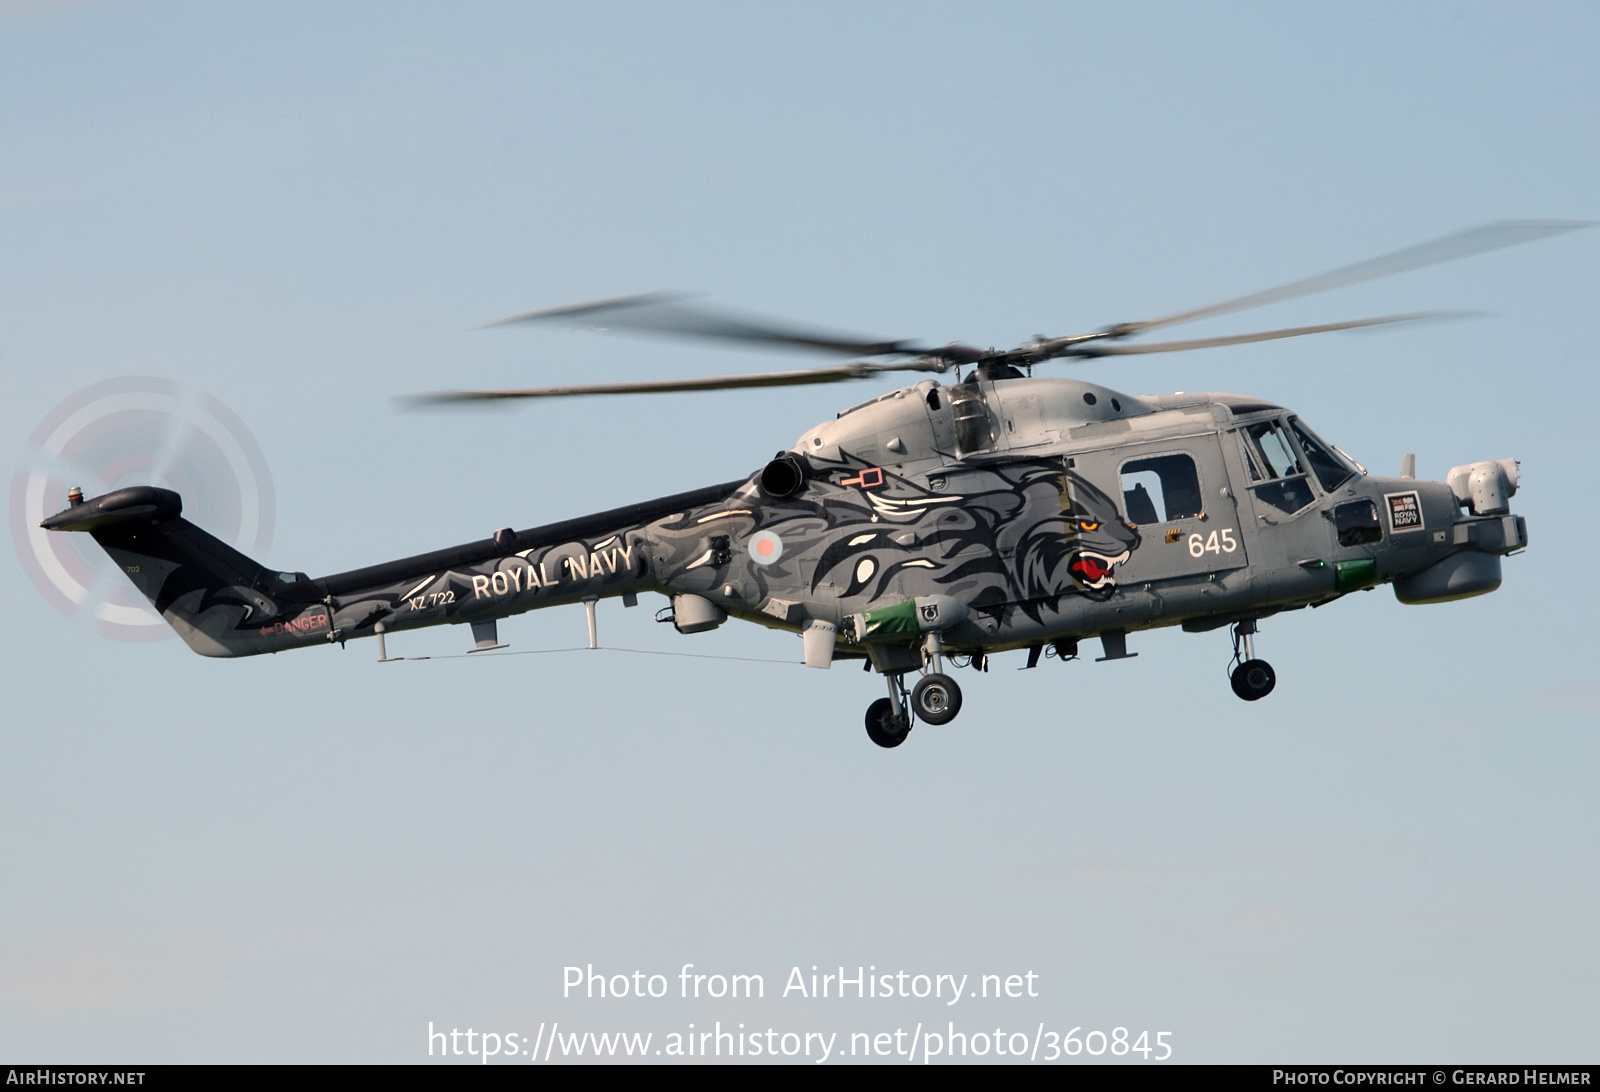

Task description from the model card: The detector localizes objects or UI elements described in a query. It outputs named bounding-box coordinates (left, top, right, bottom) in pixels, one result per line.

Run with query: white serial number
left=1187, top=529, right=1237, bottom=557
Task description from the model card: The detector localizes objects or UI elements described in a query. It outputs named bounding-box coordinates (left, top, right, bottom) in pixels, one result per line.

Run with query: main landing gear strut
left=1229, top=619, right=1276, bottom=701
left=864, top=633, right=965, bottom=748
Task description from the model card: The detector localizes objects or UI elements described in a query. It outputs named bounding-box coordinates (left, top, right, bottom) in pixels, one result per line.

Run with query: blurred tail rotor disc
left=10, top=377, right=275, bottom=642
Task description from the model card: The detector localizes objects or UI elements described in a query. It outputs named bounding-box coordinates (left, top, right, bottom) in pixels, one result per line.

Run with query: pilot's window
left=1332, top=499, right=1382, bottom=546
left=1244, top=420, right=1305, bottom=481
left=1288, top=417, right=1356, bottom=493
left=1241, top=420, right=1314, bottom=515
left=1120, top=453, right=1203, bottom=524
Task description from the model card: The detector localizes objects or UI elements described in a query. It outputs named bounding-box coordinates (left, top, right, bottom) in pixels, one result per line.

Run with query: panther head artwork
left=789, top=458, right=1144, bottom=615
left=1061, top=471, right=1141, bottom=595
left=1010, top=468, right=1142, bottom=606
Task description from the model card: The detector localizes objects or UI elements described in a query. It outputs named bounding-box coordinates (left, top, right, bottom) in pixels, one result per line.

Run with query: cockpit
left=1238, top=415, right=1360, bottom=515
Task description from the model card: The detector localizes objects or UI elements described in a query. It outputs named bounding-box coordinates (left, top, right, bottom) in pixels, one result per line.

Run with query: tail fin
left=43, top=486, right=328, bottom=657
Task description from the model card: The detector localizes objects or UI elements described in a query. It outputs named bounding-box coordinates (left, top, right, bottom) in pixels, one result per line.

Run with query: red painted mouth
left=1071, top=555, right=1109, bottom=582
left=1069, top=548, right=1129, bottom=588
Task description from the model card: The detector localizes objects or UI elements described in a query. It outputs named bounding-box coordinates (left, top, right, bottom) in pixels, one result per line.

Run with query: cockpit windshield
left=1239, top=416, right=1358, bottom=516
left=1241, top=416, right=1359, bottom=494
left=1287, top=417, right=1357, bottom=492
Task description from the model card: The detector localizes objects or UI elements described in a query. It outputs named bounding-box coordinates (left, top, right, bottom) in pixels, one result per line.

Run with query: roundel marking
left=748, top=530, right=784, bottom=564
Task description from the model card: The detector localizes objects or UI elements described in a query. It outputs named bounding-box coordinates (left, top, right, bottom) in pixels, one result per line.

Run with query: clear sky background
left=2, top=1, right=1596, bottom=1064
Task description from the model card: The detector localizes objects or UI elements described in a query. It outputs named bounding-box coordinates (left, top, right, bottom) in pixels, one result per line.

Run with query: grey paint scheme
left=43, top=376, right=1527, bottom=662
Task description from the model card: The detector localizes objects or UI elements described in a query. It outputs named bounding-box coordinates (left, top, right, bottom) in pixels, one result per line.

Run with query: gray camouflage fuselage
left=44, top=375, right=1526, bottom=667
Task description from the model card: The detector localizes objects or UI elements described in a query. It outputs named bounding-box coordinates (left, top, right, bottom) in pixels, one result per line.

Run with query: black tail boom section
left=44, top=481, right=747, bottom=658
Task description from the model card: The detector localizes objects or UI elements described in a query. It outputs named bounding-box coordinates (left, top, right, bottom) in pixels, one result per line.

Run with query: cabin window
left=1120, top=453, right=1203, bottom=524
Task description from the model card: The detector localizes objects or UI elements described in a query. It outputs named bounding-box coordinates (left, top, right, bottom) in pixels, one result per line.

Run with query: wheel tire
left=864, top=698, right=911, bottom=748
left=911, top=672, right=963, bottom=725
left=1230, top=658, right=1277, bottom=701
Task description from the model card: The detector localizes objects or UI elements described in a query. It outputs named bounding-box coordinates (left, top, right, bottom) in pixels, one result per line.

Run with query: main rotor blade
left=1073, top=313, right=1452, bottom=357
left=485, top=291, right=923, bottom=358
left=408, top=360, right=945, bottom=404
left=1112, top=220, right=1589, bottom=337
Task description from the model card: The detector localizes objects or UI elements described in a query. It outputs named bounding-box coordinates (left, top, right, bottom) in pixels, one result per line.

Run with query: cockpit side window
left=1244, top=420, right=1305, bottom=480
left=1288, top=417, right=1356, bottom=493
left=1240, top=419, right=1315, bottom=515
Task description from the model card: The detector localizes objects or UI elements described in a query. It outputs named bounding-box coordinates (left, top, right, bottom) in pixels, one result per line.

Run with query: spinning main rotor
left=418, top=221, right=1587, bottom=404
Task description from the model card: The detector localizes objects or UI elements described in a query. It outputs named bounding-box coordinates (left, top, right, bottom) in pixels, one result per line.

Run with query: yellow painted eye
left=1079, top=521, right=1099, bottom=531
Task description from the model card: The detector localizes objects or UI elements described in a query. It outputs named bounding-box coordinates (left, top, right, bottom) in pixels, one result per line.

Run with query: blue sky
left=2, top=1, right=1596, bottom=1063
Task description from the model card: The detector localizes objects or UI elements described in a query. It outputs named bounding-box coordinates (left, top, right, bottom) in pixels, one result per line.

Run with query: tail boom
left=44, top=481, right=746, bottom=657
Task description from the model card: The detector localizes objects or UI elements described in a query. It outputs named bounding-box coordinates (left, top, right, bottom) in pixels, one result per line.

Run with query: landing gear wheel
left=911, top=672, right=963, bottom=725
left=865, top=698, right=911, bottom=748
left=1230, top=658, right=1276, bottom=701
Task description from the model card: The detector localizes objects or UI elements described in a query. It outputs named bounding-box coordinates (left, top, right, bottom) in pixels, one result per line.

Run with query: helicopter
left=42, top=221, right=1585, bottom=748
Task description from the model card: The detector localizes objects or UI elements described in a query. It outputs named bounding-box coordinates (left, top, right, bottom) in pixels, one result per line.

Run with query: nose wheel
left=1228, top=620, right=1276, bottom=701
left=1230, top=659, right=1276, bottom=701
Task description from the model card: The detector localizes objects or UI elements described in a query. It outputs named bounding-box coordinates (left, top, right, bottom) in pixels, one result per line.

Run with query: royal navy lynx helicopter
left=43, top=222, right=1584, bottom=747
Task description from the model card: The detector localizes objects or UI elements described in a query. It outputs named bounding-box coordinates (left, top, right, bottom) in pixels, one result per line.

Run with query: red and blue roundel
left=748, top=530, right=784, bottom=564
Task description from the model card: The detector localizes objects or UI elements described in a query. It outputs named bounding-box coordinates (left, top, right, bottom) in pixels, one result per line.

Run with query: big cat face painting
left=1062, top=473, right=1141, bottom=596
